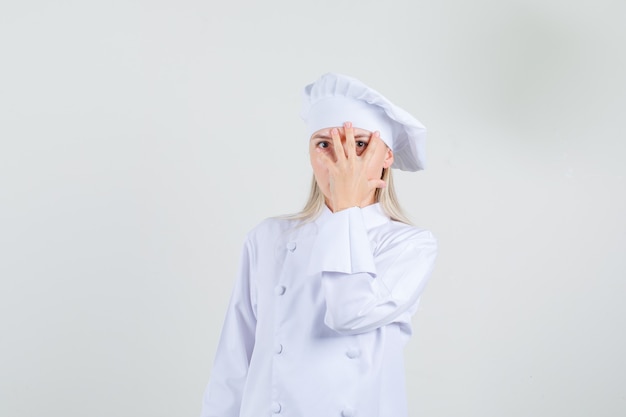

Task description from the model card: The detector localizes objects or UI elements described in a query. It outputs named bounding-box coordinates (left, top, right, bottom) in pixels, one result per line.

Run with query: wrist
left=331, top=197, right=361, bottom=212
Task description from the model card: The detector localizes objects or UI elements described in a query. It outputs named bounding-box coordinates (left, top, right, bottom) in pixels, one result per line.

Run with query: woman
left=200, top=73, right=437, bottom=417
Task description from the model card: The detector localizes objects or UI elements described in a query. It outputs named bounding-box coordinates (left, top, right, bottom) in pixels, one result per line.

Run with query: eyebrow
left=310, top=133, right=371, bottom=141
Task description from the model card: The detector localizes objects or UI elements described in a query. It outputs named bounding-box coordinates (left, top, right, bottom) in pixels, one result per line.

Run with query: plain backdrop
left=1, top=1, right=625, bottom=416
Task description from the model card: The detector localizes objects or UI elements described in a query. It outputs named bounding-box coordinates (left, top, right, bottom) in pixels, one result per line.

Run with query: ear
left=383, top=148, right=394, bottom=169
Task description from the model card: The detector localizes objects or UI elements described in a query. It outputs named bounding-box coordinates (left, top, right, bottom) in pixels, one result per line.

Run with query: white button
left=346, top=348, right=360, bottom=359
left=271, top=401, right=282, bottom=413
left=275, top=344, right=283, bottom=354
left=342, top=408, right=354, bottom=417
left=274, top=285, right=286, bottom=296
left=287, top=241, right=296, bottom=251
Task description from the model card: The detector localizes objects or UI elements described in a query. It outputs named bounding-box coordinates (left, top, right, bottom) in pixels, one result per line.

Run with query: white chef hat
left=301, top=72, right=427, bottom=171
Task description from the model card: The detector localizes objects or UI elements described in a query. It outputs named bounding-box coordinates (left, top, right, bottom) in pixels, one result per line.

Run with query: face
left=309, top=126, right=394, bottom=205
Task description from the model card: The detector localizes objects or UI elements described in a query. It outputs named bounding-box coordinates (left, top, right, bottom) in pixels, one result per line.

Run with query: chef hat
left=301, top=72, right=427, bottom=171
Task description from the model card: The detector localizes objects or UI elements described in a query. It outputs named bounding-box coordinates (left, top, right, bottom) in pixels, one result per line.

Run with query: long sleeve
left=310, top=207, right=437, bottom=335
left=200, top=239, right=257, bottom=417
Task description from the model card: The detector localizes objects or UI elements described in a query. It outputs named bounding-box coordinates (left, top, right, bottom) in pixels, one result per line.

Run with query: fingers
left=318, top=124, right=384, bottom=170
left=362, top=131, right=381, bottom=164
left=343, top=121, right=357, bottom=159
left=330, top=127, right=345, bottom=160
left=368, top=178, right=387, bottom=189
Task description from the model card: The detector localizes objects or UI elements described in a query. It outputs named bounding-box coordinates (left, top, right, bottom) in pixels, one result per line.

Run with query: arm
left=200, top=239, right=257, bottom=417
left=310, top=207, right=437, bottom=335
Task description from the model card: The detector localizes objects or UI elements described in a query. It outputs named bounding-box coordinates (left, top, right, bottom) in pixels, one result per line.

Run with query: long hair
left=284, top=168, right=413, bottom=225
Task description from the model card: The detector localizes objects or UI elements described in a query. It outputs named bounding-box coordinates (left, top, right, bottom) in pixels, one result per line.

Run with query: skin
left=310, top=121, right=394, bottom=212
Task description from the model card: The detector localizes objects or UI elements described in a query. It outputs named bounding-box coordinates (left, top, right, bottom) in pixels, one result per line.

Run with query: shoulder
left=393, top=219, right=435, bottom=238
left=244, top=216, right=303, bottom=244
left=383, top=219, right=436, bottom=242
left=374, top=220, right=437, bottom=253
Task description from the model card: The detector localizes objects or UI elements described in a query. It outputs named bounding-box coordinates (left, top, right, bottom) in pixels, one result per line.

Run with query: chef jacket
left=200, top=203, right=437, bottom=417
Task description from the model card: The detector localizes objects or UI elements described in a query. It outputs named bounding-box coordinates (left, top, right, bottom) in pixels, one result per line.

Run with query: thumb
left=368, top=179, right=387, bottom=189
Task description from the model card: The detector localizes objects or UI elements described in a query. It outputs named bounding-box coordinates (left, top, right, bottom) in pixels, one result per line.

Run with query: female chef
left=200, top=73, right=437, bottom=417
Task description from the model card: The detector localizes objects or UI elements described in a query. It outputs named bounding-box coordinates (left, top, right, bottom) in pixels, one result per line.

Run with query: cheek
left=309, top=152, right=328, bottom=179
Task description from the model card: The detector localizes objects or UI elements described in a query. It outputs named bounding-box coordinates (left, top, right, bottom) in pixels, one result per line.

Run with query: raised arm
left=309, top=207, right=437, bottom=335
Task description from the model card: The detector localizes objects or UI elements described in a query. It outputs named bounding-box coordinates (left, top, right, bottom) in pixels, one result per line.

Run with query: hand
left=314, top=121, right=387, bottom=212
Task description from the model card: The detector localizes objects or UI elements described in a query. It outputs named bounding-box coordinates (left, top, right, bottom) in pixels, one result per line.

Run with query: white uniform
left=201, top=203, right=437, bottom=417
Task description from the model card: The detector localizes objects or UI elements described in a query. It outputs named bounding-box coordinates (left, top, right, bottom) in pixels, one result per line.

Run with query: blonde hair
left=284, top=168, right=413, bottom=225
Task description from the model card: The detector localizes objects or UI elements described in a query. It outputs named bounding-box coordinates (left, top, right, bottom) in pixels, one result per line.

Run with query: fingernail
left=331, top=128, right=338, bottom=134
left=345, top=121, right=352, bottom=128
left=374, top=131, right=380, bottom=137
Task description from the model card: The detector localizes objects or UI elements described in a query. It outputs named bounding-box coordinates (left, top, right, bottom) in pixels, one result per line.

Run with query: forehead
left=310, top=126, right=372, bottom=139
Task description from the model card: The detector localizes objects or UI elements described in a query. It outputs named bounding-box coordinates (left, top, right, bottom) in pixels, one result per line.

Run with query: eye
left=316, top=141, right=330, bottom=149
left=356, top=140, right=368, bottom=148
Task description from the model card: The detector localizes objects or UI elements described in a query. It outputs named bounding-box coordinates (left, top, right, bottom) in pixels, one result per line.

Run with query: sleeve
left=200, top=238, right=257, bottom=417
left=308, top=207, right=437, bottom=335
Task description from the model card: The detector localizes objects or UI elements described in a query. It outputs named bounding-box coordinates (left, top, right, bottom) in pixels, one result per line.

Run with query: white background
left=1, top=1, right=625, bottom=416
